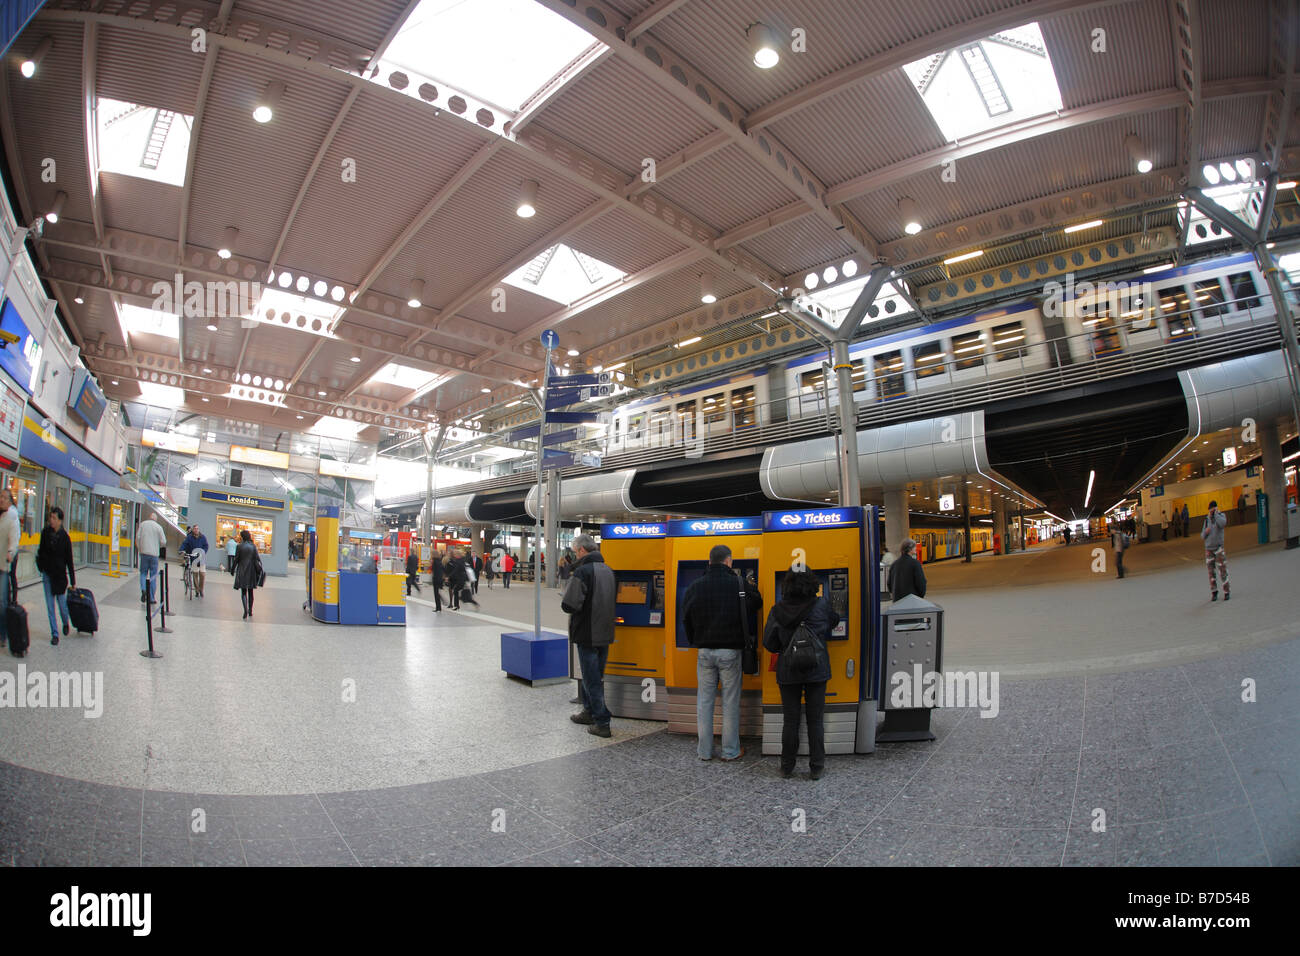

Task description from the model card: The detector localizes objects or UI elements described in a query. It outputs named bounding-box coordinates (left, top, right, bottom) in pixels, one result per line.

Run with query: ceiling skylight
left=96, top=97, right=193, bottom=187
left=137, top=382, right=185, bottom=407
left=117, top=302, right=179, bottom=339
left=502, top=243, right=625, bottom=305
left=257, top=289, right=344, bottom=337
left=380, top=0, right=603, bottom=114
left=798, top=276, right=914, bottom=327
left=902, top=23, right=1062, bottom=142
left=309, top=415, right=367, bottom=441
left=369, top=362, right=446, bottom=392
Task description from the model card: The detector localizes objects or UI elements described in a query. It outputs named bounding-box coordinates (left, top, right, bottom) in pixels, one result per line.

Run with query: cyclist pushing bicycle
left=180, top=525, right=210, bottom=599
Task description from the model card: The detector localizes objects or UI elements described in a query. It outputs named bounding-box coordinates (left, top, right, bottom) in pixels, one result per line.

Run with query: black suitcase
left=6, top=567, right=29, bottom=656
left=66, top=586, right=99, bottom=635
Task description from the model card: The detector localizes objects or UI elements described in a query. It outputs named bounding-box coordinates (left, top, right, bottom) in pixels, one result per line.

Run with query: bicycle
left=181, top=550, right=206, bottom=600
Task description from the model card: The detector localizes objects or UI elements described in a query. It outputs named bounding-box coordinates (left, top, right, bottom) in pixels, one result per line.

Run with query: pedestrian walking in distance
left=1201, top=500, right=1230, bottom=601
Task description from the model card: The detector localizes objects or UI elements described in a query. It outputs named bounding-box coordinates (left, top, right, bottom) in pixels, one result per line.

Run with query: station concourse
left=0, top=0, right=1297, bottom=874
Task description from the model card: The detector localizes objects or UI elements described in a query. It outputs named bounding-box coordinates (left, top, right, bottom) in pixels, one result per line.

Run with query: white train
left=607, top=251, right=1280, bottom=453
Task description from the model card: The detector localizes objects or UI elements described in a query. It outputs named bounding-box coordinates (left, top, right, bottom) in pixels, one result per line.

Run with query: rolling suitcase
left=6, top=572, right=28, bottom=657
left=66, top=586, right=99, bottom=635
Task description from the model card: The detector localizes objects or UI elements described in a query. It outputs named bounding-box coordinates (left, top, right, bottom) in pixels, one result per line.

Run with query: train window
left=849, top=359, right=867, bottom=392
left=732, top=386, right=757, bottom=428
left=676, top=400, right=696, bottom=443
left=991, top=322, right=1025, bottom=361
left=1193, top=278, right=1228, bottom=318
left=874, top=351, right=905, bottom=398
left=1227, top=271, right=1261, bottom=311
left=649, top=408, right=672, bottom=442
left=951, top=330, right=985, bottom=370
left=628, top=412, right=645, bottom=440
left=1157, top=285, right=1195, bottom=338
left=702, top=392, right=727, bottom=429
left=1086, top=308, right=1122, bottom=356
left=912, top=341, right=946, bottom=378
left=799, top=367, right=824, bottom=394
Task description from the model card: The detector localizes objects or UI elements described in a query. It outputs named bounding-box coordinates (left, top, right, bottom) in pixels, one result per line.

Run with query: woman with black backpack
left=762, top=567, right=840, bottom=780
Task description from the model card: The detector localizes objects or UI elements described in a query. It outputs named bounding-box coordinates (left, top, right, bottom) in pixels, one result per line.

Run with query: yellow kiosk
left=597, top=521, right=668, bottom=720
left=665, top=517, right=765, bottom=738
left=759, top=506, right=881, bottom=755
left=310, top=505, right=406, bottom=625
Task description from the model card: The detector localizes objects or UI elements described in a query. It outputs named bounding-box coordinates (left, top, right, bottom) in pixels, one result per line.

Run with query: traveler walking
left=886, top=539, right=928, bottom=602
left=233, top=529, right=263, bottom=619
left=484, top=552, right=496, bottom=588
left=405, top=548, right=422, bottom=595
left=501, top=551, right=514, bottom=588
left=1113, top=525, right=1130, bottom=579
left=472, top=552, right=482, bottom=594
left=562, top=534, right=617, bottom=738
left=182, top=525, right=209, bottom=597
left=225, top=533, right=238, bottom=574
left=681, top=544, right=762, bottom=761
left=429, top=550, right=444, bottom=611
left=136, top=510, right=166, bottom=605
left=762, top=566, right=840, bottom=779
left=36, top=506, right=75, bottom=645
left=0, top=488, right=20, bottom=649
left=1181, top=503, right=1190, bottom=538
left=1201, top=500, right=1230, bottom=601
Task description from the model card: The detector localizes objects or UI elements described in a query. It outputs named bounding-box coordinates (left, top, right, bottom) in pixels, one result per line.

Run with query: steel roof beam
left=1168, top=0, right=1203, bottom=185
left=1258, top=0, right=1297, bottom=175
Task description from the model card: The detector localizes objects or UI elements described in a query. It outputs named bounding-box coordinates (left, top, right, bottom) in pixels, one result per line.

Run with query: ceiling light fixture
left=676, top=336, right=702, bottom=348
left=45, top=190, right=66, bottom=224
left=700, top=274, right=716, bottom=304
left=73, top=295, right=84, bottom=304
left=253, top=81, right=284, bottom=123
left=481, top=387, right=491, bottom=393
left=605, top=361, right=626, bottom=371
left=20, top=37, right=52, bottom=78
left=350, top=354, right=361, bottom=363
left=1063, top=219, right=1104, bottom=234
left=516, top=179, right=539, bottom=218
left=899, top=196, right=922, bottom=235
left=942, top=250, right=983, bottom=265
left=748, top=22, right=781, bottom=69
left=1084, top=469, right=1095, bottom=509
left=1124, top=133, right=1152, bottom=173
left=206, top=320, right=219, bottom=332
left=218, top=226, right=238, bottom=259
left=407, top=279, right=424, bottom=308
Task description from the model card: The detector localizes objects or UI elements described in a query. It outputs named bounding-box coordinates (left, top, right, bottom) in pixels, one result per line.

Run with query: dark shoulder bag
left=735, top=572, right=757, bottom=675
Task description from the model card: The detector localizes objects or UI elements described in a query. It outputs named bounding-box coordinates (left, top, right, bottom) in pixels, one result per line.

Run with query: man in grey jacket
left=561, top=534, right=617, bottom=738
left=1201, top=500, right=1230, bottom=601
left=0, top=488, right=20, bottom=648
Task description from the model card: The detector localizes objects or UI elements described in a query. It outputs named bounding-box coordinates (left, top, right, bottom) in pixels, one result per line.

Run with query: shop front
left=186, top=482, right=289, bottom=576
left=12, top=412, right=125, bottom=586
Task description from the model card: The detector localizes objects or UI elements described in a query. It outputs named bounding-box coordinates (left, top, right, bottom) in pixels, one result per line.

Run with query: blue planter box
left=501, top=631, right=569, bottom=685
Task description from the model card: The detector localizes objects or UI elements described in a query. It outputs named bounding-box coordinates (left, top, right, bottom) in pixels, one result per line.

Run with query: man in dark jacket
left=561, top=534, right=617, bottom=737
left=429, top=550, right=443, bottom=611
left=37, top=506, right=76, bottom=645
left=681, top=544, right=762, bottom=761
left=887, top=539, right=927, bottom=602
left=405, top=549, right=421, bottom=595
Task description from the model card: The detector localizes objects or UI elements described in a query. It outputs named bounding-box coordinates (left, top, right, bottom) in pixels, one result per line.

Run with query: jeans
left=778, top=681, right=827, bottom=772
left=503, top=571, right=511, bottom=589
left=0, top=569, right=8, bottom=642
left=139, top=553, right=159, bottom=602
left=42, top=574, right=69, bottom=638
left=576, top=644, right=611, bottom=727
left=696, top=647, right=743, bottom=759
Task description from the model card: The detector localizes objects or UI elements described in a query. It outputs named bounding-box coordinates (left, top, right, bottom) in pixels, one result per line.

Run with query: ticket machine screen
left=773, top=567, right=849, bottom=639
left=674, top=559, right=760, bottom=648
left=613, top=570, right=664, bottom=626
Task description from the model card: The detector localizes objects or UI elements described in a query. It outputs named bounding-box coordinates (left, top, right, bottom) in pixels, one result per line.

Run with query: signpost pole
left=535, top=330, right=558, bottom=638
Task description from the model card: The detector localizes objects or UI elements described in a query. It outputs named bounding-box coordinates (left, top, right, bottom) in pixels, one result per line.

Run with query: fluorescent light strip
left=1084, top=469, right=1095, bottom=509
left=943, top=250, right=984, bottom=265
left=1063, top=219, right=1104, bottom=234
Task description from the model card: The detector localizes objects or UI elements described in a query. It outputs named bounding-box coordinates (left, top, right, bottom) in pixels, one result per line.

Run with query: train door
left=676, top=400, right=697, bottom=448
left=1153, top=283, right=1195, bottom=342
left=701, top=390, right=728, bottom=438
left=873, top=350, right=906, bottom=400
left=732, top=385, right=758, bottom=430
left=1039, top=303, right=1075, bottom=368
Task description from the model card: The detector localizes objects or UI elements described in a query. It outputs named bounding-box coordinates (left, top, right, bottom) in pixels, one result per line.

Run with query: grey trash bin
left=877, top=593, right=943, bottom=742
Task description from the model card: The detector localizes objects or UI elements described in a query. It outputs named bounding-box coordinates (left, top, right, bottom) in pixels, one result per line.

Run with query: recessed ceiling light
left=254, top=81, right=283, bottom=123
left=20, top=37, right=52, bottom=78
left=73, top=295, right=84, bottom=304
left=517, top=179, right=538, bottom=218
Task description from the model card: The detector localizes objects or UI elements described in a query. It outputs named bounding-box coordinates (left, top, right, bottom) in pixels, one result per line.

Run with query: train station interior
left=1, top=0, right=1298, bottom=870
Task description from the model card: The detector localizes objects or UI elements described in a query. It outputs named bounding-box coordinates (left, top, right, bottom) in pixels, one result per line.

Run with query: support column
left=1260, top=420, right=1287, bottom=542
left=544, top=470, right=560, bottom=588
left=831, top=338, right=862, bottom=507
left=883, top=488, right=910, bottom=552
left=961, top=480, right=972, bottom=563
left=993, top=498, right=1008, bottom=554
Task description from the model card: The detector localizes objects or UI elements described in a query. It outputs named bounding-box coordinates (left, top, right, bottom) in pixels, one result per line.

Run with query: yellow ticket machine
left=759, top=506, right=881, bottom=755
left=597, top=521, right=668, bottom=720
left=665, top=517, right=765, bottom=737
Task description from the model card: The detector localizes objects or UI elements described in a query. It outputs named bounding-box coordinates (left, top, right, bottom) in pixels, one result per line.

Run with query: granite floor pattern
left=2, top=635, right=1296, bottom=866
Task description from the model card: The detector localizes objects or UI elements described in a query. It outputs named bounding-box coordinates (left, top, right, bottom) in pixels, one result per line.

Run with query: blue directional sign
left=541, top=329, right=559, bottom=349
left=541, top=428, right=578, bottom=447
left=509, top=424, right=541, bottom=442
left=762, top=507, right=861, bottom=532
left=667, top=517, right=763, bottom=536
left=542, top=451, right=574, bottom=470
left=554, top=372, right=609, bottom=387
left=546, top=411, right=600, bottom=424
left=600, top=522, right=667, bottom=539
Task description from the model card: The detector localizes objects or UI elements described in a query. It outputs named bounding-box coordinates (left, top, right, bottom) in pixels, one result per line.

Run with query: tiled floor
left=1, top=553, right=1296, bottom=866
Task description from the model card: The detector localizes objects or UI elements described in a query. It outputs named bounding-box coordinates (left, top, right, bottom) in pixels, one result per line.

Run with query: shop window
left=912, top=341, right=946, bottom=378
left=216, top=513, right=274, bottom=556
left=951, top=331, right=986, bottom=370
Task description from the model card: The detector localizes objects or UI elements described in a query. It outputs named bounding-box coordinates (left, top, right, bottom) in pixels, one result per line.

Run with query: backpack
left=784, top=621, right=820, bottom=676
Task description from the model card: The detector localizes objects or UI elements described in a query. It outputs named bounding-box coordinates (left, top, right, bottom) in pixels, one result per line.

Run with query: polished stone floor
left=1, top=546, right=1296, bottom=866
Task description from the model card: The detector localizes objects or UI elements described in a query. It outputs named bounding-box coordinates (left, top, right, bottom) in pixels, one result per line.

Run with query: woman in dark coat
left=429, top=550, right=444, bottom=611
left=232, top=529, right=263, bottom=620
left=761, top=567, right=840, bottom=780
left=36, top=506, right=75, bottom=645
